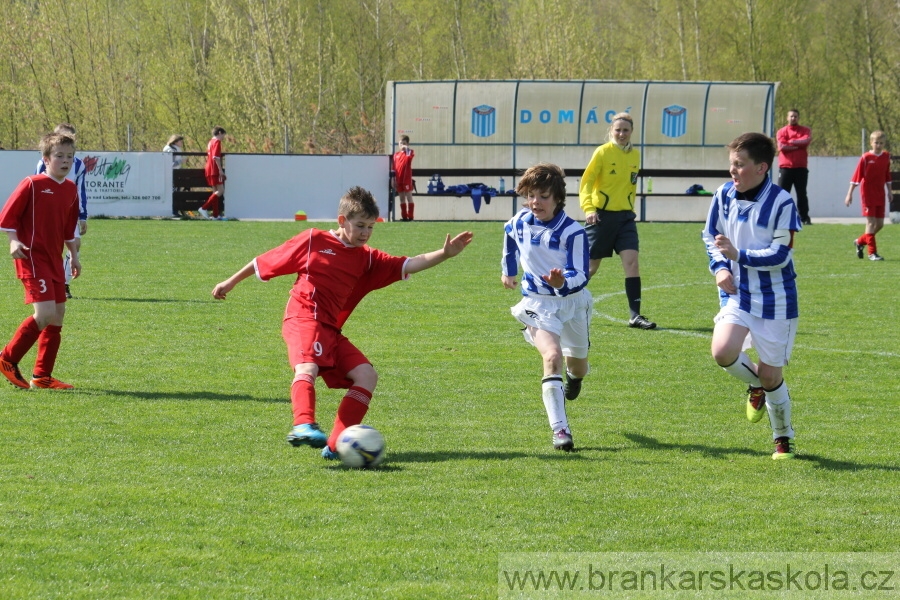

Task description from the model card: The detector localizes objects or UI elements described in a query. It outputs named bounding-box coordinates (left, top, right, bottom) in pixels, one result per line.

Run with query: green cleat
left=772, top=437, right=795, bottom=460
left=746, top=386, right=766, bottom=423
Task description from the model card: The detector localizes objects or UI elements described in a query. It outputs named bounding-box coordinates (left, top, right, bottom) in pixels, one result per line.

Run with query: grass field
left=0, top=219, right=897, bottom=599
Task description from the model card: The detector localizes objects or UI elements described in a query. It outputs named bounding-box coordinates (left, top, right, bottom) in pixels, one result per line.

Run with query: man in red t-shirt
left=200, top=126, right=226, bottom=219
left=212, top=186, right=473, bottom=459
left=0, top=133, right=81, bottom=390
left=845, top=130, right=892, bottom=260
left=391, top=135, right=415, bottom=221
left=777, top=109, right=813, bottom=224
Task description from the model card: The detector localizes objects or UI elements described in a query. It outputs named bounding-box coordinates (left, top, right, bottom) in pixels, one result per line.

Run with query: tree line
left=0, top=0, right=897, bottom=156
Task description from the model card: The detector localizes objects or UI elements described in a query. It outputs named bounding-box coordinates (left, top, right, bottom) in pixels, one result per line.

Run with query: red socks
left=291, top=373, right=317, bottom=425
left=201, top=193, right=221, bottom=217
left=3, top=316, right=41, bottom=364
left=408, top=202, right=415, bottom=220
left=326, top=386, right=372, bottom=450
left=33, top=325, right=62, bottom=378
left=857, top=233, right=878, bottom=255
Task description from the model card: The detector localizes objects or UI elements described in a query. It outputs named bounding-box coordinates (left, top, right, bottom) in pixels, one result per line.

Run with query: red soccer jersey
left=851, top=151, right=892, bottom=205
left=392, top=149, right=414, bottom=190
left=777, top=124, right=811, bottom=168
left=205, top=137, right=222, bottom=179
left=254, top=228, right=408, bottom=328
left=0, top=175, right=79, bottom=283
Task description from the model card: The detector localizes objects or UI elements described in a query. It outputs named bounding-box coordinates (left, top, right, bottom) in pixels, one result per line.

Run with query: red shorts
left=282, top=317, right=369, bottom=389
left=395, top=180, right=414, bottom=193
left=205, top=173, right=226, bottom=187
left=22, top=277, right=67, bottom=304
left=862, top=202, right=885, bottom=218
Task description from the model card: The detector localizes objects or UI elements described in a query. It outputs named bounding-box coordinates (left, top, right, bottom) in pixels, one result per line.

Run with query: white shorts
left=714, top=301, right=797, bottom=367
left=511, top=290, right=593, bottom=359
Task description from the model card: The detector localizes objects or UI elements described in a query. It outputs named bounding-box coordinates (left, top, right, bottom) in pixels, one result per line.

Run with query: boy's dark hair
left=727, top=133, right=776, bottom=169
left=788, top=108, right=800, bottom=116
left=212, top=126, right=226, bottom=136
left=339, top=186, right=380, bottom=219
left=400, top=135, right=410, bottom=144
left=516, top=163, right=567, bottom=212
left=39, top=132, right=76, bottom=157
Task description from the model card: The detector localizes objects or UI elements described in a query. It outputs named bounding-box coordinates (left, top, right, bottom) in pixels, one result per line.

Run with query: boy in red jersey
left=391, top=135, right=415, bottom=221
left=199, top=126, right=226, bottom=219
left=0, top=133, right=81, bottom=389
left=845, top=130, right=892, bottom=261
left=212, top=186, right=473, bottom=459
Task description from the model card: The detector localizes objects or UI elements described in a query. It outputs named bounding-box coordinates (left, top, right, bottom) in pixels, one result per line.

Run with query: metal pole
left=284, top=124, right=289, bottom=154
left=127, top=124, right=132, bottom=151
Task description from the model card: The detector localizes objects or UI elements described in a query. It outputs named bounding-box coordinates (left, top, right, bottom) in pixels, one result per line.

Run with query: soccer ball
left=336, top=425, right=386, bottom=468
left=890, top=211, right=900, bottom=225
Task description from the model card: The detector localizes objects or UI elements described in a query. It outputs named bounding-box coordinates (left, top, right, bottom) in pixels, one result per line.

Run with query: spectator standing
left=163, top=134, right=185, bottom=168
left=164, top=135, right=185, bottom=217
left=777, top=109, right=813, bottom=225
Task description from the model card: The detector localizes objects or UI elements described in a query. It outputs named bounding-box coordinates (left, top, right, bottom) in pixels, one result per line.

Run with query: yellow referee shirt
left=579, top=142, right=641, bottom=214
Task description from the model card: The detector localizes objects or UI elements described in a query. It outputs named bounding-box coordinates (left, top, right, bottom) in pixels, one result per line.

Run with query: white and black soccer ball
left=890, top=211, right=900, bottom=225
left=336, top=425, right=385, bottom=468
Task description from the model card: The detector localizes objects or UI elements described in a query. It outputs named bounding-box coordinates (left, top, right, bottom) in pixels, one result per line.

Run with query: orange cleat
left=30, top=376, right=74, bottom=390
left=1, top=358, right=30, bottom=389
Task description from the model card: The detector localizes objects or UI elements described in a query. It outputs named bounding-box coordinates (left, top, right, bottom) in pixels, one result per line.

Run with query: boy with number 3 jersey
left=212, top=187, right=473, bottom=460
left=1, top=133, right=81, bottom=390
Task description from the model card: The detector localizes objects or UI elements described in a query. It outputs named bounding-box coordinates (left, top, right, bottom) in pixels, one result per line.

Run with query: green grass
left=1, top=219, right=897, bottom=599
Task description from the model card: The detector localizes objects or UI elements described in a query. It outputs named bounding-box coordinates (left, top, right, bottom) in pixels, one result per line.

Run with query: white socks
left=723, top=352, right=762, bottom=388
left=765, top=380, right=794, bottom=440
left=542, top=375, right=568, bottom=433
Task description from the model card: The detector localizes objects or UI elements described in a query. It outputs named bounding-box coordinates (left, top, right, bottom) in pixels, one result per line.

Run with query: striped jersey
left=502, top=208, right=589, bottom=297
left=702, top=179, right=801, bottom=320
left=36, top=156, right=88, bottom=220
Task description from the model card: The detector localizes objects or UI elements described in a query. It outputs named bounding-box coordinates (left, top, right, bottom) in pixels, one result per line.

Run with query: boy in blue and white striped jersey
left=502, top=163, right=591, bottom=452
left=702, top=132, right=802, bottom=460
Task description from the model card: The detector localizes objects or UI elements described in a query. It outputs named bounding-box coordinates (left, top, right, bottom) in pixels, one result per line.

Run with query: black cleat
left=564, top=373, right=582, bottom=401
left=628, top=314, right=657, bottom=330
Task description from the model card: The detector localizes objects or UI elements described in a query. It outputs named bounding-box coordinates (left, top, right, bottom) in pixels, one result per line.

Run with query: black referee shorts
left=584, top=210, right=639, bottom=260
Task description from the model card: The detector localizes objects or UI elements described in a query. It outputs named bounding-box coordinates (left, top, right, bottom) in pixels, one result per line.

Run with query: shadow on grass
left=624, top=433, right=761, bottom=460
left=78, top=297, right=216, bottom=304
left=624, top=433, right=900, bottom=472
left=386, top=449, right=588, bottom=463
left=94, top=389, right=286, bottom=403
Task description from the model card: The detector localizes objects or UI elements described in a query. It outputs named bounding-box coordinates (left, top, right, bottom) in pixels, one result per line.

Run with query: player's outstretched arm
left=212, top=261, right=256, bottom=299
left=405, top=231, right=474, bottom=275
